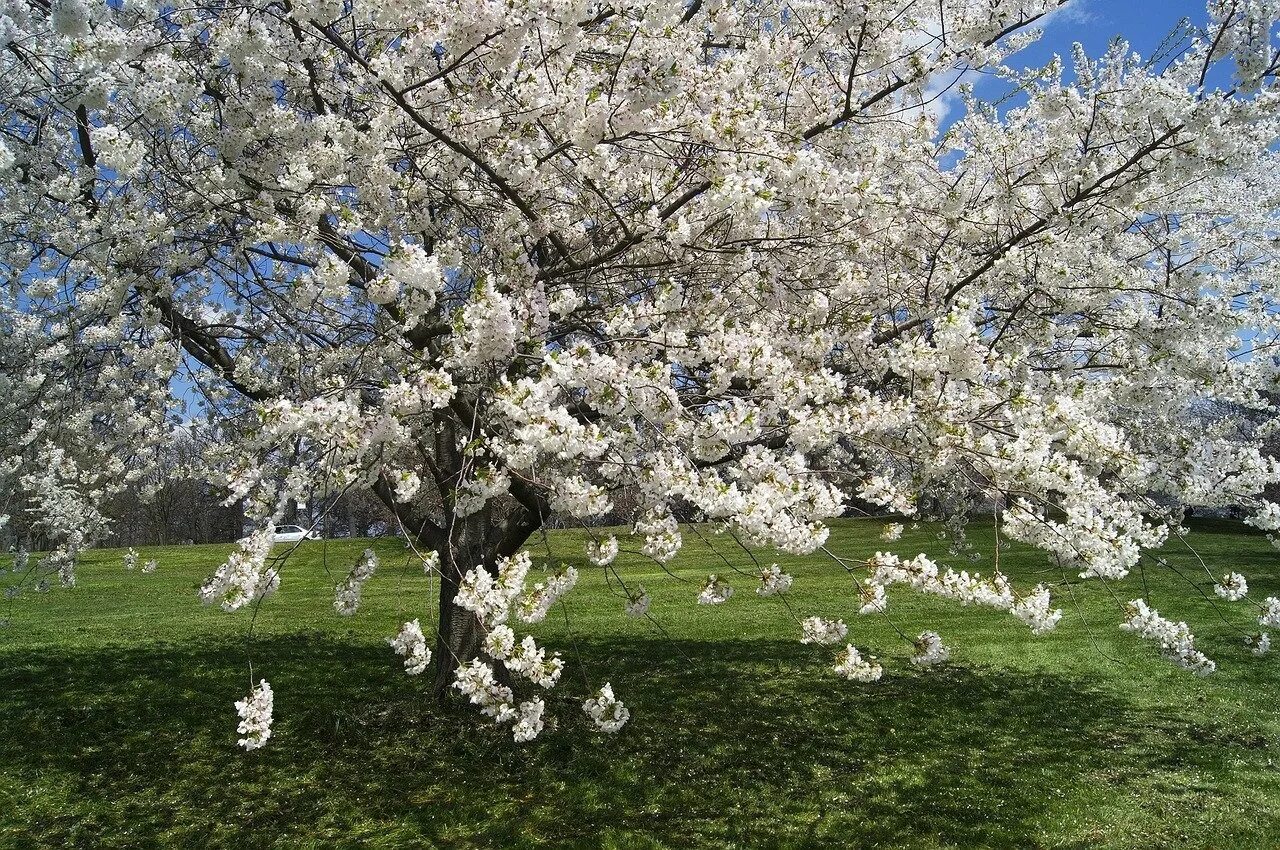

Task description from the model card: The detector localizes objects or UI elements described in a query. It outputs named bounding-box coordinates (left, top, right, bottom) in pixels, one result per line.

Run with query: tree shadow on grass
left=0, top=636, right=1274, bottom=849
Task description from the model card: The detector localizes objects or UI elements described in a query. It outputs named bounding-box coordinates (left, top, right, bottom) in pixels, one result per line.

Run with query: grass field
left=2, top=518, right=1279, bottom=849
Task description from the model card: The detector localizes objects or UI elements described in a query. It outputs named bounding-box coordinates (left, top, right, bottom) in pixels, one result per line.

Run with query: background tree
left=96, top=423, right=243, bottom=546
left=4, top=0, right=1280, bottom=741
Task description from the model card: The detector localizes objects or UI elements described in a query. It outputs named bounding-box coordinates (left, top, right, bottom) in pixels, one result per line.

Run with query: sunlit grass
left=1, top=517, right=1278, bottom=848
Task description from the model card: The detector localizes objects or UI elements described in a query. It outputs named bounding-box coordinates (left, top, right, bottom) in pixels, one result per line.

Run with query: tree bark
left=432, top=567, right=491, bottom=696
left=366, top=416, right=548, bottom=698
left=426, top=505, right=542, bottom=698
left=430, top=512, right=494, bottom=697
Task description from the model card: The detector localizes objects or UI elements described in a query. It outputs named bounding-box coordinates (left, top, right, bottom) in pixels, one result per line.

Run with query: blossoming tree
left=4, top=0, right=1280, bottom=743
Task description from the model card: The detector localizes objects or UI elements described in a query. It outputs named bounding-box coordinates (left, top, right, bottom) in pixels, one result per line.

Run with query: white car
left=272, top=525, right=319, bottom=544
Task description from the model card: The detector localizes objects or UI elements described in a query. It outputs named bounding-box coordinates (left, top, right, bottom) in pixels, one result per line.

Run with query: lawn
left=1, top=518, right=1279, bottom=849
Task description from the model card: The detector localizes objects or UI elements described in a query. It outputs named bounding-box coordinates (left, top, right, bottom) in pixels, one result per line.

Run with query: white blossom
left=583, top=683, right=630, bottom=733
left=235, top=680, right=274, bottom=751
left=452, top=660, right=517, bottom=724
left=1011, top=585, right=1063, bottom=635
left=833, top=645, right=883, bottom=682
left=756, top=563, right=793, bottom=596
left=1213, top=573, right=1248, bottom=602
left=912, top=631, right=951, bottom=667
left=856, top=580, right=887, bottom=615
left=452, top=660, right=550, bottom=742
left=624, top=586, right=651, bottom=618
left=455, top=552, right=532, bottom=627
left=515, top=565, right=578, bottom=624
left=390, top=470, right=421, bottom=503
left=334, top=548, right=378, bottom=617
left=50, top=0, right=90, bottom=39
left=199, top=527, right=277, bottom=613
left=366, top=275, right=400, bottom=305
left=503, top=635, right=564, bottom=689
left=880, top=523, right=904, bottom=542
left=512, top=698, right=546, bottom=743
left=454, top=465, right=511, bottom=517
left=388, top=619, right=431, bottom=675
left=586, top=536, right=619, bottom=567
left=1121, top=600, right=1216, bottom=676
left=636, top=507, right=682, bottom=563
left=859, top=477, right=915, bottom=516
left=697, top=574, right=734, bottom=605
left=483, top=624, right=517, bottom=660
left=800, top=616, right=848, bottom=646
left=1260, top=597, right=1280, bottom=629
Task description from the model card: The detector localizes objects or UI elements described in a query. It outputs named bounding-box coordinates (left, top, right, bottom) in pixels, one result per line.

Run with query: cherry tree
left=4, top=0, right=1280, bottom=743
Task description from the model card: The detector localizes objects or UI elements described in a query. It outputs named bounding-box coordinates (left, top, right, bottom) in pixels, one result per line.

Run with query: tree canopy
left=3, top=0, right=1280, bottom=742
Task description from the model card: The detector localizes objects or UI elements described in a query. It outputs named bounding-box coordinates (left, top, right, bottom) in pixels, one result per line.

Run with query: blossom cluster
left=334, top=549, right=379, bottom=616
left=757, top=564, right=793, bottom=596
left=454, top=552, right=533, bottom=628
left=235, top=680, right=274, bottom=751
left=483, top=629, right=564, bottom=689
left=800, top=617, right=848, bottom=646
left=856, top=580, right=887, bottom=615
left=912, top=632, right=951, bottom=667
left=583, top=683, right=630, bottom=733
left=624, top=585, right=651, bottom=618
left=1214, top=573, right=1248, bottom=602
left=451, top=660, right=548, bottom=743
left=1260, top=597, right=1280, bottom=629
left=199, top=527, right=277, bottom=613
left=389, top=619, right=431, bottom=675
left=863, top=551, right=1062, bottom=634
left=697, top=574, right=735, bottom=605
left=450, top=551, right=586, bottom=739
left=1010, top=585, right=1063, bottom=635
left=833, top=645, right=884, bottom=682
left=636, top=508, right=682, bottom=563
left=1121, top=600, right=1216, bottom=676
left=515, top=566, right=578, bottom=624
left=586, top=537, right=619, bottom=567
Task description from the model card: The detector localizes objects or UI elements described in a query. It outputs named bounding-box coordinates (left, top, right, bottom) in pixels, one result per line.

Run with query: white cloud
left=1042, top=0, right=1099, bottom=28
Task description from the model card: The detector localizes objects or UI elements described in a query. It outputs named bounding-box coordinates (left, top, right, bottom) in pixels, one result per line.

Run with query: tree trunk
left=431, top=570, right=492, bottom=697
left=364, top=431, right=547, bottom=698
left=427, top=505, right=540, bottom=698
left=427, top=505, right=492, bottom=698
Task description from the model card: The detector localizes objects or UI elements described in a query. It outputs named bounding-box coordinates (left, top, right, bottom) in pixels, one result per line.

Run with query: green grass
left=2, top=518, right=1279, bottom=849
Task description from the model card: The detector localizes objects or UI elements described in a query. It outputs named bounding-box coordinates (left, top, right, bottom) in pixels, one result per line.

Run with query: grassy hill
left=1, top=518, right=1278, bottom=848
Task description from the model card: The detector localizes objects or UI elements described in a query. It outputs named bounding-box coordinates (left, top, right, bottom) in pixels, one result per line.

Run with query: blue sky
left=930, top=1, right=1229, bottom=128
left=1033, top=0, right=1210, bottom=60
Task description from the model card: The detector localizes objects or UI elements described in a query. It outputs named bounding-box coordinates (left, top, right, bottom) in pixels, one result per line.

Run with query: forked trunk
left=371, top=456, right=545, bottom=698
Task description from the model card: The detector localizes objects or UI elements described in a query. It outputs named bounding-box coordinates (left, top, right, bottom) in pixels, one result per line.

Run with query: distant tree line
left=1, top=425, right=403, bottom=551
